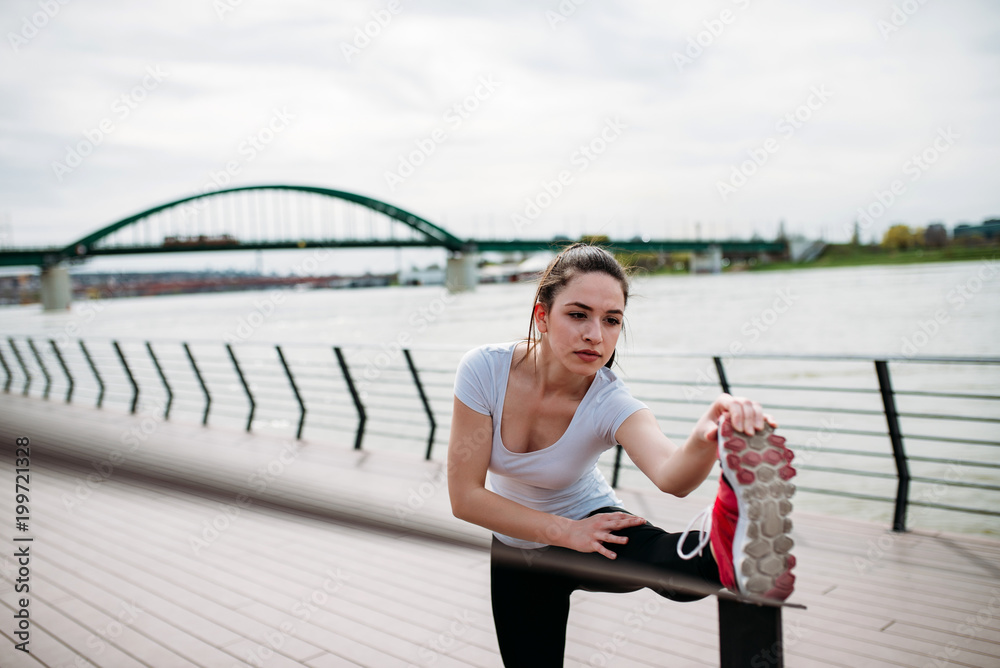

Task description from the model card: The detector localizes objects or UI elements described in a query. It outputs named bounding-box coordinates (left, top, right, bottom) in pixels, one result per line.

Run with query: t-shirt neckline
left=496, top=342, right=601, bottom=456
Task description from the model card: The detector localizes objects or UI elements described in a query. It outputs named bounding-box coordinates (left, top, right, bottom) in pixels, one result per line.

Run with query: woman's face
left=535, top=271, right=625, bottom=374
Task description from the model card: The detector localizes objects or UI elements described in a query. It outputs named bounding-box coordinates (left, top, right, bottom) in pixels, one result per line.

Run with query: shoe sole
left=718, top=417, right=796, bottom=599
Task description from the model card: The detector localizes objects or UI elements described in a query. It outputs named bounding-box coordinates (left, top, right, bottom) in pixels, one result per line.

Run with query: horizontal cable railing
left=1, top=335, right=997, bottom=533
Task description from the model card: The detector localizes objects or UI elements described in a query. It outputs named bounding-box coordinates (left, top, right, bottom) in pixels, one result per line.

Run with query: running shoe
left=679, top=415, right=797, bottom=600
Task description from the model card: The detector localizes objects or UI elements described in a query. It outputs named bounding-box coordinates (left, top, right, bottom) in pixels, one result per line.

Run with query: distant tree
left=882, top=224, right=915, bottom=251
left=925, top=223, right=947, bottom=248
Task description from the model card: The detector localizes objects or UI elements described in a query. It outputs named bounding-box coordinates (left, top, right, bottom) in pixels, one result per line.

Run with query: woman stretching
left=447, top=243, right=796, bottom=666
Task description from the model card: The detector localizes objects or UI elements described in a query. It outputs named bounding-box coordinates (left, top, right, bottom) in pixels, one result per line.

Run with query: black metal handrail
left=1, top=334, right=997, bottom=534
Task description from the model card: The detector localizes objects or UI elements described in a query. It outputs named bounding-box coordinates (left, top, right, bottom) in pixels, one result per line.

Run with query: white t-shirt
left=453, top=341, right=648, bottom=548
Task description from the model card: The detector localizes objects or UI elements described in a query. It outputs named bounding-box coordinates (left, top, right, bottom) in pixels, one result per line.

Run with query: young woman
left=447, top=243, right=796, bottom=666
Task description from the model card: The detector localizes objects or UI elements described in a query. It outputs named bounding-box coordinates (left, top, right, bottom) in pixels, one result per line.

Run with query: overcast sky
left=2, top=0, right=998, bottom=274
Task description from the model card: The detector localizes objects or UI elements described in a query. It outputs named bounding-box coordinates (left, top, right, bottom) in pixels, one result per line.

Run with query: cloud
left=1, top=0, right=998, bottom=266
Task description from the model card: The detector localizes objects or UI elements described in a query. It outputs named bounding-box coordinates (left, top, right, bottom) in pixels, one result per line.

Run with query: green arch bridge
left=0, top=184, right=787, bottom=307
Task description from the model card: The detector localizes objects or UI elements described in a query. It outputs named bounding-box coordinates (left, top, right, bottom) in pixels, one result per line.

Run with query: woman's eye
left=570, top=312, right=586, bottom=319
left=606, top=318, right=621, bottom=326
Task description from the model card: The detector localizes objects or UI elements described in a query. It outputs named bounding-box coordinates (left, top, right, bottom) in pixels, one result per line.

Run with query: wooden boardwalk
left=1, top=393, right=999, bottom=668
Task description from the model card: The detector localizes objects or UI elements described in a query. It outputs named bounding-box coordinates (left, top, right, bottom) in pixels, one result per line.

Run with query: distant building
left=954, top=220, right=1000, bottom=241
left=398, top=267, right=446, bottom=286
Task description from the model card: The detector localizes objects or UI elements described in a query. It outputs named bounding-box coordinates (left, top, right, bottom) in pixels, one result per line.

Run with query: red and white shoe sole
left=719, top=416, right=797, bottom=600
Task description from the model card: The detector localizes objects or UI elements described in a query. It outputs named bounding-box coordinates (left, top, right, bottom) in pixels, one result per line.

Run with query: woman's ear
left=533, top=303, right=548, bottom=333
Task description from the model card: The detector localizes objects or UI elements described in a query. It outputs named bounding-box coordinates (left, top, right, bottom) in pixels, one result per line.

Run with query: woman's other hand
left=559, top=512, right=647, bottom=559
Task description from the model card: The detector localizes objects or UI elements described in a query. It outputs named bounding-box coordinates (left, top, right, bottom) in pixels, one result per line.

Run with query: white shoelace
left=676, top=504, right=712, bottom=560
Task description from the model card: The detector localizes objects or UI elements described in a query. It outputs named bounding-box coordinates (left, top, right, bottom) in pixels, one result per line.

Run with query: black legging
left=490, top=507, right=721, bottom=668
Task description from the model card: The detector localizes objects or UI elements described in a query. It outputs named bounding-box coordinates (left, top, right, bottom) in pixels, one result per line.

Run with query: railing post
left=718, top=599, right=783, bottom=667
left=79, top=340, right=105, bottom=408
left=27, top=338, right=51, bottom=400
left=113, top=340, right=139, bottom=414
left=334, top=346, right=366, bottom=450
left=403, top=349, right=436, bottom=460
left=49, top=340, right=74, bottom=403
left=227, top=344, right=255, bottom=432
left=713, top=355, right=731, bottom=394
left=875, top=360, right=910, bottom=532
left=611, top=444, right=624, bottom=488
left=184, top=342, right=211, bottom=426
left=276, top=345, right=306, bottom=439
left=146, top=342, right=173, bottom=420
left=8, top=338, right=31, bottom=396
left=0, top=346, right=11, bottom=393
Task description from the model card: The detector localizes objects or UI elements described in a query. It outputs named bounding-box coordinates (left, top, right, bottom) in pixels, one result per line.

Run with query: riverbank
left=744, top=242, right=998, bottom=272
left=624, top=241, right=998, bottom=276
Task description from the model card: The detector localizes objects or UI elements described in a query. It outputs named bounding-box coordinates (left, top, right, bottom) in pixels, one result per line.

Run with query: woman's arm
left=615, top=393, right=768, bottom=497
left=447, top=396, right=645, bottom=559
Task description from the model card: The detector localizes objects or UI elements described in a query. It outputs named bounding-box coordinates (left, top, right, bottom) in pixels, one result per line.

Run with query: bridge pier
left=40, top=264, right=72, bottom=311
left=445, top=251, right=478, bottom=293
left=690, top=245, right=723, bottom=274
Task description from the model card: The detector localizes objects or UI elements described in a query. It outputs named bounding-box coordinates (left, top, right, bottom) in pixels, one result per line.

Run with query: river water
left=2, top=260, right=999, bottom=535
left=4, top=260, right=999, bottom=355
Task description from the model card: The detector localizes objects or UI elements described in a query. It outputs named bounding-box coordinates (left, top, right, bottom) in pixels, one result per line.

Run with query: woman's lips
left=575, top=350, right=601, bottom=362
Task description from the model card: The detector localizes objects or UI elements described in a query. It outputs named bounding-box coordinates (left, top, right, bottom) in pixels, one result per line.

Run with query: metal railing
left=2, top=335, right=998, bottom=534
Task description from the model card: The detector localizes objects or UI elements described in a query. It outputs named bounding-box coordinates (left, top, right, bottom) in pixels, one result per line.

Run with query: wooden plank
left=8, top=459, right=485, bottom=668
left=61, top=476, right=501, bottom=661
left=49, top=486, right=494, bottom=666
left=786, top=612, right=990, bottom=668
left=0, top=599, right=96, bottom=668
left=3, top=394, right=1000, bottom=668
left=48, top=589, right=196, bottom=668
left=883, top=620, right=1000, bottom=660
left=2, top=595, right=147, bottom=667
left=25, top=544, right=255, bottom=667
